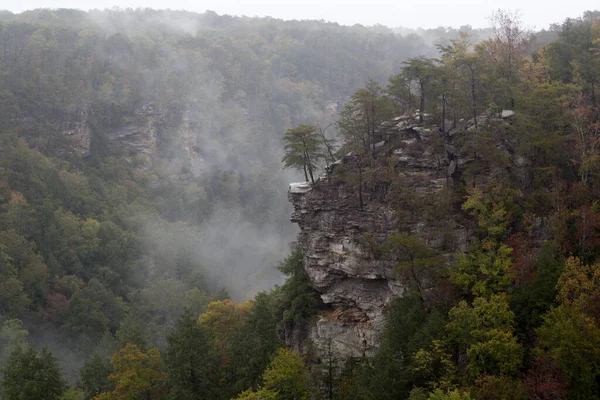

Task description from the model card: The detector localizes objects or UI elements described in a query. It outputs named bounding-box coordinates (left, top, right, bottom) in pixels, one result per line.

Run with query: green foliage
left=357, top=294, right=447, bottom=399
left=401, top=57, right=439, bottom=121
left=275, top=250, right=322, bottom=327
left=536, top=304, right=600, bottom=399
left=2, top=344, right=67, bottom=400
left=233, top=388, right=278, bottom=400
left=94, top=344, right=165, bottom=400
left=282, top=125, right=323, bottom=184
left=64, top=278, right=125, bottom=343
left=0, top=319, right=28, bottom=365
left=232, top=292, right=283, bottom=391
left=446, top=294, right=522, bottom=379
left=79, top=354, right=113, bottom=400
left=510, top=244, right=564, bottom=340
left=165, top=309, right=214, bottom=400
left=386, top=234, right=445, bottom=304
left=428, top=389, right=473, bottom=400
left=198, top=299, right=252, bottom=398
left=452, top=239, right=513, bottom=296
left=62, top=388, right=85, bottom=400
left=0, top=7, right=600, bottom=400
left=451, top=187, right=517, bottom=296
left=337, top=79, right=395, bottom=155
left=261, top=348, right=311, bottom=399
left=234, top=348, right=311, bottom=400
left=470, top=375, right=526, bottom=400
left=115, top=313, right=147, bottom=350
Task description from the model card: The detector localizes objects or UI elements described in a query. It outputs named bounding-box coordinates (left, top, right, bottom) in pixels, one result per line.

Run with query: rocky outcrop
left=288, top=111, right=517, bottom=359
left=57, top=102, right=165, bottom=158
left=289, top=177, right=402, bottom=357
left=106, top=103, right=161, bottom=156
left=58, top=106, right=92, bottom=157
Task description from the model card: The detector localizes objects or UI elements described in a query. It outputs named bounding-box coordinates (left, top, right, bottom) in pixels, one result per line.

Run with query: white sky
left=1, top=0, right=598, bottom=30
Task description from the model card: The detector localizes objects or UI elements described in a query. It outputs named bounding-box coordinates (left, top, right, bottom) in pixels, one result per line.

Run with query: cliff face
left=287, top=112, right=525, bottom=358
left=289, top=178, right=402, bottom=357
left=57, top=102, right=202, bottom=161
left=288, top=115, right=463, bottom=357
left=105, top=103, right=161, bottom=156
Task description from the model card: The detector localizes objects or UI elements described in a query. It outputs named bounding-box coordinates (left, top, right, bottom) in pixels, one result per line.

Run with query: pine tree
left=282, top=125, right=323, bottom=184
left=165, top=309, right=215, bottom=400
left=2, top=344, right=67, bottom=400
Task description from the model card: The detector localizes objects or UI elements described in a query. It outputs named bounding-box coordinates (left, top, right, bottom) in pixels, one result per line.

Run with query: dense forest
left=0, top=6, right=599, bottom=400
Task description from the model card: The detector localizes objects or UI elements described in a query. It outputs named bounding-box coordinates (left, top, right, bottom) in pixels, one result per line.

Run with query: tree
left=446, top=294, right=522, bottom=380
left=64, top=278, right=125, bottom=343
left=488, top=9, right=531, bottom=108
left=275, top=250, right=322, bottom=332
left=93, top=344, right=165, bottom=400
left=282, top=125, right=323, bottom=184
left=0, top=319, right=28, bottom=365
left=546, top=14, right=600, bottom=106
left=451, top=187, right=515, bottom=296
left=531, top=256, right=600, bottom=399
left=232, top=292, right=283, bottom=391
left=261, top=348, right=311, bottom=399
left=198, top=299, right=252, bottom=398
left=428, top=389, right=473, bottom=400
left=362, top=294, right=447, bottom=399
left=571, top=100, right=600, bottom=184
left=80, top=354, right=113, bottom=400
left=556, top=256, right=600, bottom=313
left=115, top=312, right=147, bottom=350
left=536, top=304, right=600, bottom=399
left=165, top=309, right=215, bottom=400
left=350, top=80, right=395, bottom=155
left=2, top=344, right=67, bottom=400
left=233, top=348, right=311, bottom=400
left=335, top=82, right=394, bottom=208
left=388, top=73, right=415, bottom=116
left=437, top=33, right=479, bottom=129
left=385, top=234, right=444, bottom=306
left=402, top=57, right=437, bottom=122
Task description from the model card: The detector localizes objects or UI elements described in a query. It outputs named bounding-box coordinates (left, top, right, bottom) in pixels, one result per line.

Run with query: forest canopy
left=0, top=6, right=598, bottom=400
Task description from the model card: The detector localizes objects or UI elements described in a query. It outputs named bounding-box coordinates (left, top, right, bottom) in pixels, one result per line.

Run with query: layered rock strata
left=288, top=111, right=519, bottom=358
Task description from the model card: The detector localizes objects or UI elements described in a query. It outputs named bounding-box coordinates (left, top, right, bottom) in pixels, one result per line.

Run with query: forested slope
left=0, top=7, right=599, bottom=400
left=0, top=7, right=468, bottom=392
left=272, top=9, right=600, bottom=400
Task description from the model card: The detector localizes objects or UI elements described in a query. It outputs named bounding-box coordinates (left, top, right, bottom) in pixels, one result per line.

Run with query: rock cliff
left=288, top=111, right=517, bottom=358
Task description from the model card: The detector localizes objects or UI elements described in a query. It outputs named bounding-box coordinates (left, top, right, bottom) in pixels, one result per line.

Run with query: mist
left=0, top=6, right=513, bottom=384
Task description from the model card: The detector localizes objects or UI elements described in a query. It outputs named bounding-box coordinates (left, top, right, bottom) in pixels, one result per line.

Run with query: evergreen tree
left=79, top=354, right=113, bottom=400
left=2, top=344, right=67, bottom=400
left=165, top=309, right=215, bottom=400
left=232, top=292, right=283, bottom=391
left=282, top=125, right=323, bottom=184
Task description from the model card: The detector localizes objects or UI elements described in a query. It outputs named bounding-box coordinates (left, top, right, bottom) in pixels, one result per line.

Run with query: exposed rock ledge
left=287, top=116, right=454, bottom=358
left=289, top=176, right=404, bottom=357
left=286, top=111, right=520, bottom=358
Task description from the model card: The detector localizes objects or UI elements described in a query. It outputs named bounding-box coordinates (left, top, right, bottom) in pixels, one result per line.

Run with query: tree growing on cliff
left=282, top=125, right=323, bottom=184
left=401, top=57, right=438, bottom=122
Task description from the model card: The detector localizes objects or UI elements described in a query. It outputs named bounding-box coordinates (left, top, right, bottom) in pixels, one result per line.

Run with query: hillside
left=0, top=7, right=599, bottom=400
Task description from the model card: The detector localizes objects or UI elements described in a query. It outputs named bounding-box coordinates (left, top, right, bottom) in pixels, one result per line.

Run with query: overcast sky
left=1, top=0, right=598, bottom=30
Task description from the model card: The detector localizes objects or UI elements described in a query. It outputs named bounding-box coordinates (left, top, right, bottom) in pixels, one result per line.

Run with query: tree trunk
left=471, top=68, right=478, bottom=130
left=441, top=92, right=447, bottom=134
left=358, top=161, right=364, bottom=209
left=419, top=79, right=425, bottom=123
